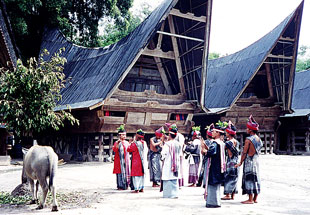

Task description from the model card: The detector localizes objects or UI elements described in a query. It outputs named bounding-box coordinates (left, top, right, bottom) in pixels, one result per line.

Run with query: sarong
left=188, top=163, right=199, bottom=184
left=149, top=151, right=161, bottom=183
left=132, top=176, right=144, bottom=191
left=163, top=179, right=178, bottom=198
left=206, top=184, right=221, bottom=207
left=242, top=154, right=261, bottom=195
left=224, top=156, right=239, bottom=194
left=116, top=173, right=127, bottom=190
left=178, top=156, right=184, bottom=186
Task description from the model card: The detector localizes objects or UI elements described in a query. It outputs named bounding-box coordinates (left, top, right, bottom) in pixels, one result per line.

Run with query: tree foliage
left=296, top=45, right=310, bottom=72
left=208, top=52, right=221, bottom=60
left=0, top=49, right=79, bottom=137
left=99, top=3, right=151, bottom=47
left=4, top=0, right=133, bottom=60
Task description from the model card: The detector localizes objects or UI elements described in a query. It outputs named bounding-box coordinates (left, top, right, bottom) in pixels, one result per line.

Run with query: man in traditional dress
left=204, top=122, right=226, bottom=208
left=222, top=121, right=240, bottom=200
left=161, top=125, right=181, bottom=198
left=128, top=129, right=146, bottom=193
left=112, top=125, right=130, bottom=190
left=165, top=123, right=185, bottom=187
left=197, top=123, right=214, bottom=187
left=149, top=127, right=165, bottom=187
left=235, top=115, right=263, bottom=204
left=184, top=126, right=201, bottom=187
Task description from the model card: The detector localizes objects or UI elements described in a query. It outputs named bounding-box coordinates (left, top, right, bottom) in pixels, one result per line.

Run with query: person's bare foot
left=254, top=200, right=258, bottom=203
left=131, top=190, right=139, bottom=193
left=221, top=196, right=231, bottom=200
left=188, top=183, right=196, bottom=187
left=241, top=200, right=254, bottom=204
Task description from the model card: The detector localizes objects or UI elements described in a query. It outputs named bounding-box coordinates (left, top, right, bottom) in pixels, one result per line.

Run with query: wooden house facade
left=278, top=70, right=310, bottom=154
left=38, top=0, right=213, bottom=161
left=194, top=2, right=304, bottom=154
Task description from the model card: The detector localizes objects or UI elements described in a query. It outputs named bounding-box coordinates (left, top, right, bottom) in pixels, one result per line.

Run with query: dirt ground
left=0, top=154, right=310, bottom=215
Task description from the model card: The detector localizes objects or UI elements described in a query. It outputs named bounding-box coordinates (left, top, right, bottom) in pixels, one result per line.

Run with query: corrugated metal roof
left=282, top=109, right=310, bottom=117
left=282, top=70, right=310, bottom=117
left=203, top=7, right=297, bottom=110
left=291, top=70, right=310, bottom=109
left=41, top=0, right=175, bottom=109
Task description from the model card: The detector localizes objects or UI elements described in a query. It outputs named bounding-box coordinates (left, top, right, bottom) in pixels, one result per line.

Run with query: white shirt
left=161, top=139, right=180, bottom=180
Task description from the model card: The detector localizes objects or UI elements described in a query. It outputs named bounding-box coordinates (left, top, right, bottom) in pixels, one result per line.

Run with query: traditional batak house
left=0, top=0, right=18, bottom=157
left=278, top=70, right=310, bottom=154
left=38, top=0, right=213, bottom=161
left=194, top=1, right=304, bottom=154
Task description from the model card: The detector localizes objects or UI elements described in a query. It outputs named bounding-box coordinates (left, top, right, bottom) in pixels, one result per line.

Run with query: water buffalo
left=22, top=145, right=58, bottom=211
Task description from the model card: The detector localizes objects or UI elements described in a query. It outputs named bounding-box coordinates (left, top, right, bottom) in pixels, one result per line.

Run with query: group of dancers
left=112, top=115, right=263, bottom=207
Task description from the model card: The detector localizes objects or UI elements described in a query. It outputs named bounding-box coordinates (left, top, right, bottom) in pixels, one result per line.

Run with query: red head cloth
left=226, top=121, right=237, bottom=135
left=155, top=127, right=164, bottom=137
left=207, top=123, right=214, bottom=137
left=247, top=115, right=259, bottom=131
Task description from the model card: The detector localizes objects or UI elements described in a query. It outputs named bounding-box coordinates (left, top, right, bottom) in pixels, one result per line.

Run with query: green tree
left=0, top=48, right=79, bottom=138
left=4, top=0, right=133, bottom=60
left=296, top=45, right=310, bottom=72
left=99, top=2, right=151, bottom=47
left=208, top=52, right=221, bottom=60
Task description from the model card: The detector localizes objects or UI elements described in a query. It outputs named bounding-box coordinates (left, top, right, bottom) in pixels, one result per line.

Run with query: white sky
left=133, top=0, right=310, bottom=55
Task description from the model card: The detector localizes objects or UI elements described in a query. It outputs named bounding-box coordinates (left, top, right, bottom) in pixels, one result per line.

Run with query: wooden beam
left=268, top=54, right=293, bottom=60
left=89, top=101, right=104, bottom=110
left=169, top=8, right=206, bottom=23
left=264, top=62, right=291, bottom=65
left=154, top=57, right=173, bottom=94
left=280, top=36, right=295, bottom=42
left=142, top=47, right=175, bottom=60
left=265, top=63, right=274, bottom=98
left=156, top=31, right=204, bottom=42
left=157, top=22, right=165, bottom=49
left=168, top=15, right=186, bottom=94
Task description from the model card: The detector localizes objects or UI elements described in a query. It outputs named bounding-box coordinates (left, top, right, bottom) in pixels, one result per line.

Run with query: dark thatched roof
left=41, top=0, right=175, bottom=109
left=203, top=2, right=303, bottom=113
left=0, top=0, right=17, bottom=68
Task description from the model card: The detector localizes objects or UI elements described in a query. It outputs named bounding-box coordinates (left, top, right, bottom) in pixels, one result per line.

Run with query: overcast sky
left=133, top=0, right=310, bottom=55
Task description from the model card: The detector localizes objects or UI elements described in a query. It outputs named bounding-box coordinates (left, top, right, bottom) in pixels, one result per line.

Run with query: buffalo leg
left=29, top=179, right=36, bottom=204
left=50, top=184, right=58, bottom=211
left=36, top=178, right=48, bottom=210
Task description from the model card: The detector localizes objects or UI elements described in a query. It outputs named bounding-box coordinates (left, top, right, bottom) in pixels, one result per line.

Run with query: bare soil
left=0, top=154, right=309, bottom=215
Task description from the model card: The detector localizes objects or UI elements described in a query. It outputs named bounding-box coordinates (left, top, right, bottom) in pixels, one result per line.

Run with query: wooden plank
left=279, top=36, right=295, bottom=42
left=168, top=15, right=186, bottom=94
left=156, top=31, right=204, bottom=42
left=126, top=112, right=145, bottom=125
left=142, top=48, right=175, bottom=60
left=185, top=113, right=193, bottom=125
left=267, top=54, right=293, bottom=60
left=151, top=113, right=168, bottom=121
left=265, top=63, right=274, bottom=98
left=154, top=57, right=173, bottom=94
left=200, top=0, right=212, bottom=113
left=169, top=8, right=206, bottom=23
left=145, top=112, right=152, bottom=126
left=102, top=116, right=124, bottom=124
left=157, top=22, right=165, bottom=49
left=109, top=134, right=114, bottom=162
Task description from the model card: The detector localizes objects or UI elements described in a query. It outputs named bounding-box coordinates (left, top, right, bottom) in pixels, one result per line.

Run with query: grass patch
left=0, top=192, right=32, bottom=205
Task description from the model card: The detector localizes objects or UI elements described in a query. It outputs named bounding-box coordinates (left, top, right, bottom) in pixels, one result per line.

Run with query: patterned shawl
left=119, top=141, right=130, bottom=185
left=134, top=140, right=145, bottom=174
